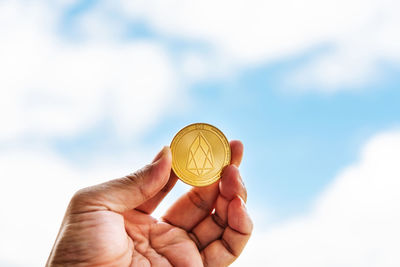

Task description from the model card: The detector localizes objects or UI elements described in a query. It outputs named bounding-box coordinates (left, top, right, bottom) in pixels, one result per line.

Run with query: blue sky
left=1, top=0, right=400, bottom=266
left=55, top=1, right=400, bottom=218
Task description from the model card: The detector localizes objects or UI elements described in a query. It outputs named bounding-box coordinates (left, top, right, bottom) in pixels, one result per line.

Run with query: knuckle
left=161, top=179, right=175, bottom=193
left=127, top=164, right=152, bottom=182
left=68, top=187, right=94, bottom=213
left=188, top=232, right=201, bottom=249
left=71, top=187, right=89, bottom=202
left=125, top=164, right=153, bottom=200
left=212, top=212, right=227, bottom=229
left=188, top=190, right=210, bottom=211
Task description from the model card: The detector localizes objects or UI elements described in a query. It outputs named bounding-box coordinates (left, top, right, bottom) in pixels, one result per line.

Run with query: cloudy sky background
left=0, top=0, right=400, bottom=266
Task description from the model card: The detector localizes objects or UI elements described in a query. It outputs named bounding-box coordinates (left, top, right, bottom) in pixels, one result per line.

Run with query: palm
left=69, top=209, right=200, bottom=266
left=47, top=141, right=251, bottom=267
left=125, top=212, right=202, bottom=266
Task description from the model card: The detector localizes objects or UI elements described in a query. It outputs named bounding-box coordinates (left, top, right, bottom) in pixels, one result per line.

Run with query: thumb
left=70, top=146, right=172, bottom=213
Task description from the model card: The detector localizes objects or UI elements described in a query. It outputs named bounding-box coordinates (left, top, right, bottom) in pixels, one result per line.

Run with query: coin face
left=170, top=123, right=231, bottom=187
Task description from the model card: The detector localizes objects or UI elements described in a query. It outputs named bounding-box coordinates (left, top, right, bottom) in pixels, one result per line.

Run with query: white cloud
left=234, top=130, right=400, bottom=266
left=115, top=0, right=400, bottom=90
left=0, top=1, right=178, bottom=142
left=289, top=46, right=380, bottom=91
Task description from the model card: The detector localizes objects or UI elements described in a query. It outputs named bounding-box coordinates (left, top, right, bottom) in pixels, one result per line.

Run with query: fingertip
left=152, top=146, right=170, bottom=163
left=163, top=146, right=172, bottom=161
left=220, top=165, right=247, bottom=202
left=237, top=195, right=246, bottom=207
left=230, top=140, right=243, bottom=149
left=230, top=195, right=246, bottom=212
left=154, top=146, right=172, bottom=168
left=230, top=140, right=244, bottom=167
left=228, top=196, right=253, bottom=234
left=150, top=146, right=172, bottom=185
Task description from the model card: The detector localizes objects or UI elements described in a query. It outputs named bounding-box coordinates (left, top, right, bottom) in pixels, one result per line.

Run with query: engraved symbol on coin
left=186, top=132, right=214, bottom=176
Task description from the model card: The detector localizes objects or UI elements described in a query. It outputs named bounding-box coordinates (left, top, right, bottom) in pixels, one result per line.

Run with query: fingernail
left=231, top=165, right=245, bottom=188
left=153, top=146, right=170, bottom=163
left=238, top=173, right=245, bottom=187
left=237, top=195, right=246, bottom=209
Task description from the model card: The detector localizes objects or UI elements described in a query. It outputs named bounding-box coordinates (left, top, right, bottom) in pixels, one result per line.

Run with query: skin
left=47, top=140, right=252, bottom=267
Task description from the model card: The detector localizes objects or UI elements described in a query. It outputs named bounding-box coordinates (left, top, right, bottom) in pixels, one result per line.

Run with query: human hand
left=46, top=141, right=252, bottom=266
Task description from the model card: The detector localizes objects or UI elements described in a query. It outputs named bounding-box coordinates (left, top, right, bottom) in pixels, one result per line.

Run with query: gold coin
left=170, top=123, right=231, bottom=187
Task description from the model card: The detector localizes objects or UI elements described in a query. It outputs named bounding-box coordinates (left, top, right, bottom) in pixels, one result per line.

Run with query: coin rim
left=170, top=122, right=231, bottom=187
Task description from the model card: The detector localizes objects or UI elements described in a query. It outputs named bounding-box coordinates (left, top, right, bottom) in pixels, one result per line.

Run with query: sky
left=0, top=0, right=400, bottom=266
